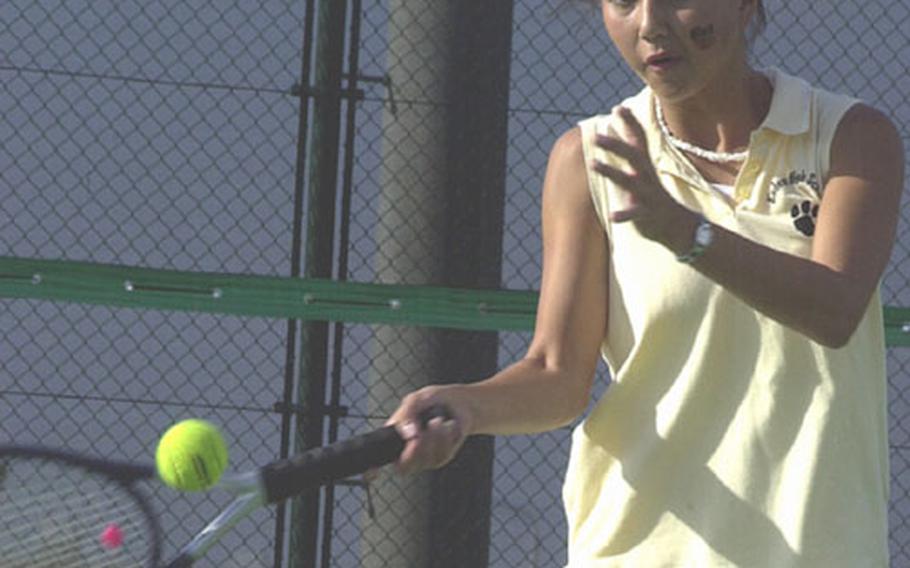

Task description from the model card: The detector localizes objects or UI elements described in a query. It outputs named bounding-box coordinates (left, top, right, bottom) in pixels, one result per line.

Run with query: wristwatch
left=677, top=215, right=713, bottom=264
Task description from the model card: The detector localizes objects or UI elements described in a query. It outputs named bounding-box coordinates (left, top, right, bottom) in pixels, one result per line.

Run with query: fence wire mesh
left=2, top=1, right=909, bottom=566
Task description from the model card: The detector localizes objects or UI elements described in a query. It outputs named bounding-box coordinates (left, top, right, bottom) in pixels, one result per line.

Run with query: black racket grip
left=261, top=404, right=451, bottom=504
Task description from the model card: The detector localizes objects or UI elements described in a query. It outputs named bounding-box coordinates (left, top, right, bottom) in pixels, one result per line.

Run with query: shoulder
left=545, top=126, right=589, bottom=191
left=541, top=126, right=600, bottom=221
left=551, top=126, right=585, bottom=161
left=544, top=126, right=588, bottom=197
left=830, top=103, right=904, bottom=183
left=835, top=103, right=900, bottom=145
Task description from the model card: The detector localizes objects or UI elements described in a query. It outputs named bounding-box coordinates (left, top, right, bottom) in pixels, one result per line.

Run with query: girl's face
left=601, top=0, right=757, bottom=101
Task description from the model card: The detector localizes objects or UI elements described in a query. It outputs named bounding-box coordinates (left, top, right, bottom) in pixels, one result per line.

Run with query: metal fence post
left=291, top=1, right=348, bottom=567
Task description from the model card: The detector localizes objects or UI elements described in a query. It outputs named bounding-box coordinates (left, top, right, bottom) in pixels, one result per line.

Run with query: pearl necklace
left=654, top=99, right=749, bottom=164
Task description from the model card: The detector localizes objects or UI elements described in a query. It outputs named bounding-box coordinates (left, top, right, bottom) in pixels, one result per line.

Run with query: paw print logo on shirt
left=791, top=200, right=819, bottom=237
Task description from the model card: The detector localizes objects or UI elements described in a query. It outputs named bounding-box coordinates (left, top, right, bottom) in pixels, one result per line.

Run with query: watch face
left=695, top=222, right=713, bottom=247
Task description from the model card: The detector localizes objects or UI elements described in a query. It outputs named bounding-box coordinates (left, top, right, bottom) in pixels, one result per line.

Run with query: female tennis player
left=387, top=0, right=904, bottom=565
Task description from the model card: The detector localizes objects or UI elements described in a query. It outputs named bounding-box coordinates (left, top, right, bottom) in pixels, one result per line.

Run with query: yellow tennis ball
left=155, top=419, right=228, bottom=491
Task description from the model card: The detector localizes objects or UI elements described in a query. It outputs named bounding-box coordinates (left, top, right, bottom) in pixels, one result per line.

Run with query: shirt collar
left=758, top=67, right=811, bottom=136
left=640, top=67, right=812, bottom=140
left=644, top=68, right=812, bottom=183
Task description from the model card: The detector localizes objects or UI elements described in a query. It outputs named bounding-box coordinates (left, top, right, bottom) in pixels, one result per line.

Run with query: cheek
left=689, top=22, right=718, bottom=50
left=603, top=20, right=640, bottom=66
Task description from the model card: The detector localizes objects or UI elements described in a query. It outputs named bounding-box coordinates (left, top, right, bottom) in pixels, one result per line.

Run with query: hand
left=591, top=105, right=693, bottom=247
left=383, top=385, right=472, bottom=476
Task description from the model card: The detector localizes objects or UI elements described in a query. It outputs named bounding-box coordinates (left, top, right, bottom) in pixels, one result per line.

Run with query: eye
left=607, top=0, right=636, bottom=7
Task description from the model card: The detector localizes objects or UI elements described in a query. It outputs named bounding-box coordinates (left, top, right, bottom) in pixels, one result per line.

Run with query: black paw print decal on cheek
left=791, top=200, right=819, bottom=237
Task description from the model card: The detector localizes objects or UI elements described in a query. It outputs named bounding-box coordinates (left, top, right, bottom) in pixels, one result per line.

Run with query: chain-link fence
left=2, top=1, right=909, bottom=566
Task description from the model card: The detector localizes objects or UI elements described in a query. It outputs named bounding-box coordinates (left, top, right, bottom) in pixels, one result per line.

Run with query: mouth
left=644, top=53, right=680, bottom=70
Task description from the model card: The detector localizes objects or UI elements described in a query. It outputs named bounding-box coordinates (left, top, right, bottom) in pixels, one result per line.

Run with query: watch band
left=677, top=215, right=713, bottom=264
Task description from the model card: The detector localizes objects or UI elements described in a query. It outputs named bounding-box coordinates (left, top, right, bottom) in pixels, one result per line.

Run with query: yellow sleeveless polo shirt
left=567, top=68, right=889, bottom=567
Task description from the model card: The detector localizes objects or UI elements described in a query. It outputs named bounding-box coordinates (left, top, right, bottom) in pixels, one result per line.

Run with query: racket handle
left=261, top=405, right=450, bottom=504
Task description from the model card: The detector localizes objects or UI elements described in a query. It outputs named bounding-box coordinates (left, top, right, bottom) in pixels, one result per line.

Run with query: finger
left=389, top=411, right=424, bottom=475
left=402, top=415, right=463, bottom=474
left=612, top=106, right=650, bottom=156
left=595, top=134, right=650, bottom=174
left=426, top=418, right=463, bottom=467
left=384, top=399, right=410, bottom=427
left=395, top=420, right=438, bottom=475
left=392, top=416, right=441, bottom=474
left=395, top=419, right=419, bottom=441
left=428, top=415, right=463, bottom=446
left=610, top=204, right=646, bottom=223
left=395, top=438, right=422, bottom=475
left=609, top=106, right=636, bottom=144
left=590, top=158, right=646, bottom=222
left=591, top=159, right=641, bottom=190
left=386, top=391, right=432, bottom=431
left=609, top=186, right=645, bottom=223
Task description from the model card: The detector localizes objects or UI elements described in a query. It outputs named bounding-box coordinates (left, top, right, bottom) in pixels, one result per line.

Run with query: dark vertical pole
left=289, top=1, right=348, bottom=567
left=319, top=0, right=364, bottom=565
left=275, top=0, right=317, bottom=566
left=430, top=2, right=514, bottom=566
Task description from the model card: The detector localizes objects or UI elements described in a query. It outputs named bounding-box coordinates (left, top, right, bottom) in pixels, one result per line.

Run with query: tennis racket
left=0, top=405, right=449, bottom=568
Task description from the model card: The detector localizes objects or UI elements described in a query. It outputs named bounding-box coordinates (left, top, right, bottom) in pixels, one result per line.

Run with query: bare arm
left=596, top=104, right=904, bottom=348
left=388, top=127, right=609, bottom=472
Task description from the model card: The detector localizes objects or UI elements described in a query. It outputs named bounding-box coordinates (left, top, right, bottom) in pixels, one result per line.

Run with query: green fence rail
left=0, top=256, right=536, bottom=332
left=2, top=256, right=906, bottom=347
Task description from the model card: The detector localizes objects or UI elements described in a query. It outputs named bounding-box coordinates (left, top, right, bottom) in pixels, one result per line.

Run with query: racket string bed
left=0, top=453, right=154, bottom=568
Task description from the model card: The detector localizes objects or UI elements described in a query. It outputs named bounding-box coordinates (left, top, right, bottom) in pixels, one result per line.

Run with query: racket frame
left=0, top=444, right=164, bottom=568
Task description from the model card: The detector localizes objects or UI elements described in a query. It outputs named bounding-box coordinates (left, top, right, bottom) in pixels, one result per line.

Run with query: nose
left=639, top=0, right=668, bottom=42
